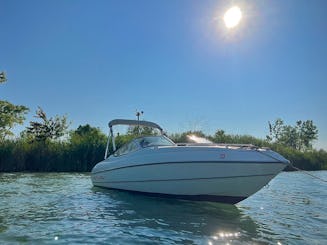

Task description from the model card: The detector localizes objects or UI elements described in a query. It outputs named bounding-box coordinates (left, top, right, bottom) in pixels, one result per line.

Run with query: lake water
left=0, top=171, right=326, bottom=244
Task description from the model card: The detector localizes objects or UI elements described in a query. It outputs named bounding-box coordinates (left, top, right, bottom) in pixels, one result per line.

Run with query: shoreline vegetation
left=0, top=124, right=326, bottom=172
left=1, top=73, right=326, bottom=172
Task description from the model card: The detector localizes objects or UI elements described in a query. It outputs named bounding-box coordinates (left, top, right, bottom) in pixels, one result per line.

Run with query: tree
left=213, top=129, right=230, bottom=143
left=296, top=120, right=318, bottom=151
left=26, top=107, right=69, bottom=142
left=69, top=124, right=107, bottom=171
left=70, top=124, right=106, bottom=145
left=127, top=125, right=158, bottom=136
left=279, top=125, right=298, bottom=149
left=267, top=118, right=318, bottom=151
left=267, top=118, right=285, bottom=143
left=0, top=72, right=29, bottom=140
left=0, top=101, right=29, bottom=140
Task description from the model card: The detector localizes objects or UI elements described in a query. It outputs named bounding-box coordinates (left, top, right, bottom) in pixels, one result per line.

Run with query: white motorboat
left=91, top=119, right=289, bottom=204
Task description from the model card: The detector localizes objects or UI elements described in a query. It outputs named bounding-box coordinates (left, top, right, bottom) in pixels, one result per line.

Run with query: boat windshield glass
left=114, top=141, right=140, bottom=157
left=136, top=136, right=175, bottom=148
left=114, top=136, right=174, bottom=157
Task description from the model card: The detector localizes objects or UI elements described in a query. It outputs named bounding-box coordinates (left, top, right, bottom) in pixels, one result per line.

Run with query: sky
left=1, top=0, right=327, bottom=149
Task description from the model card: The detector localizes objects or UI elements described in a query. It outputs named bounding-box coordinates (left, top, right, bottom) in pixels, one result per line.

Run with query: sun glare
left=224, top=6, right=242, bottom=29
left=187, top=135, right=212, bottom=144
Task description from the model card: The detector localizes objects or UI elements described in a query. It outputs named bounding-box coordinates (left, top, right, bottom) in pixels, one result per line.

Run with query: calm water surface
left=0, top=171, right=326, bottom=244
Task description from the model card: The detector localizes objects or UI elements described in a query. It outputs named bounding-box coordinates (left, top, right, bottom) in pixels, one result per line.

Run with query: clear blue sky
left=1, top=0, right=327, bottom=149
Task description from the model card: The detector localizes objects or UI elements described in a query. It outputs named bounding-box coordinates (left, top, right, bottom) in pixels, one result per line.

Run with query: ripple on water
left=0, top=171, right=326, bottom=244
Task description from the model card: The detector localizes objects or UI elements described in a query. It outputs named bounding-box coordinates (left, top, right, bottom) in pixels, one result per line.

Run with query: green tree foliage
left=212, top=129, right=229, bottom=143
left=267, top=119, right=318, bottom=151
left=69, top=124, right=107, bottom=171
left=267, top=118, right=284, bottom=143
left=70, top=124, right=106, bottom=145
left=0, top=100, right=29, bottom=140
left=296, top=120, right=319, bottom=150
left=26, top=107, right=69, bottom=142
left=0, top=72, right=29, bottom=140
left=209, top=129, right=266, bottom=147
left=273, top=145, right=327, bottom=171
left=127, top=125, right=158, bottom=137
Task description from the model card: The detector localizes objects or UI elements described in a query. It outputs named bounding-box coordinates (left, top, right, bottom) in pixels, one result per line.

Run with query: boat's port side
left=92, top=161, right=285, bottom=200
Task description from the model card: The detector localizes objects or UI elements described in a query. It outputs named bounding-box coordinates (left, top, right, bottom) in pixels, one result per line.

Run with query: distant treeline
left=0, top=124, right=326, bottom=172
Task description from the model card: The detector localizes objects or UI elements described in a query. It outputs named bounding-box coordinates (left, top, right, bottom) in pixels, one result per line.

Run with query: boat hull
left=92, top=158, right=287, bottom=204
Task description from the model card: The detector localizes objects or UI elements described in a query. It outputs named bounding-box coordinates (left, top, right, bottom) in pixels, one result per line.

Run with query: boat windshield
left=113, top=136, right=175, bottom=157
left=135, top=136, right=175, bottom=148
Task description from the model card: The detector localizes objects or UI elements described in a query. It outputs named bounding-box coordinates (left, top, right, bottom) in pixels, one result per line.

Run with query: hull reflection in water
left=92, top=186, right=260, bottom=244
left=91, top=119, right=290, bottom=204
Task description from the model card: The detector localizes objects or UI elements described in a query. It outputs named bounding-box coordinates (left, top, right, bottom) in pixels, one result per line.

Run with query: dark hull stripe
left=92, top=173, right=275, bottom=184
left=93, top=187, right=247, bottom=204
left=93, top=160, right=285, bottom=175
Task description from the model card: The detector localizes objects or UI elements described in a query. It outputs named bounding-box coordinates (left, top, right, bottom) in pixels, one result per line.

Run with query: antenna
left=135, top=110, right=144, bottom=135
left=136, top=110, right=144, bottom=121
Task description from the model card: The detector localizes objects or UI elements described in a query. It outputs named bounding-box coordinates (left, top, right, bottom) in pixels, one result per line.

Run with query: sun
left=224, top=6, right=242, bottom=29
